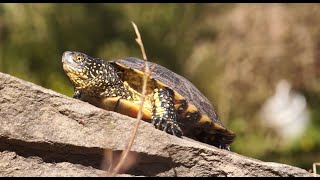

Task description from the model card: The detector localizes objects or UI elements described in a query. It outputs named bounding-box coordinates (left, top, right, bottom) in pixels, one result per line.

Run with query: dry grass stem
left=314, top=163, right=320, bottom=177
left=111, top=21, right=151, bottom=175
left=132, top=21, right=148, bottom=61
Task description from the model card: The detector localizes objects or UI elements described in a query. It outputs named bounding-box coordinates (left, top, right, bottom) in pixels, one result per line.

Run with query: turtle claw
left=171, top=124, right=183, bottom=137
left=152, top=118, right=183, bottom=137
left=73, top=90, right=82, bottom=99
left=218, top=144, right=231, bottom=151
left=154, top=118, right=164, bottom=129
left=163, top=123, right=169, bottom=132
left=152, top=120, right=157, bottom=126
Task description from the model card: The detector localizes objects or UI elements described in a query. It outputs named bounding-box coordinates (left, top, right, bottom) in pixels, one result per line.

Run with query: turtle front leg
left=152, top=87, right=183, bottom=137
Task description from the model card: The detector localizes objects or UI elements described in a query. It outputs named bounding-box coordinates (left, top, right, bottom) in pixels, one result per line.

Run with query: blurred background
left=0, top=3, right=319, bottom=171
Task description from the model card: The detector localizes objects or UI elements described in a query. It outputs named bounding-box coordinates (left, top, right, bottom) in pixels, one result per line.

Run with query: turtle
left=62, top=51, right=236, bottom=150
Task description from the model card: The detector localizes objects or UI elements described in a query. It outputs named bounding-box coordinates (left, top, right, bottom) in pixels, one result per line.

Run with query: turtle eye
left=74, top=55, right=84, bottom=63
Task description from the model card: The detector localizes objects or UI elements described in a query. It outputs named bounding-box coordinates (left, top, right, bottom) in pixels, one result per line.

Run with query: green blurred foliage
left=0, top=3, right=319, bottom=171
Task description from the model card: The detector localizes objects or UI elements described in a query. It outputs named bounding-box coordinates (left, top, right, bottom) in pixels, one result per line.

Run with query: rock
left=0, top=72, right=315, bottom=177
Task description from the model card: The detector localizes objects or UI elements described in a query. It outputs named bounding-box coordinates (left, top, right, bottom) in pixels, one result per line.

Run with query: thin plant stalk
left=314, top=163, right=320, bottom=177
left=111, top=21, right=150, bottom=175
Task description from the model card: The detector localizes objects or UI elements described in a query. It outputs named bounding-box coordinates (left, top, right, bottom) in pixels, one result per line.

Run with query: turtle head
left=62, top=51, right=119, bottom=96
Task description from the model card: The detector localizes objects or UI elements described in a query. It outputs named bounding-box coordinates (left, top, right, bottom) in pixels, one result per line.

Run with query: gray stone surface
left=0, top=72, right=315, bottom=177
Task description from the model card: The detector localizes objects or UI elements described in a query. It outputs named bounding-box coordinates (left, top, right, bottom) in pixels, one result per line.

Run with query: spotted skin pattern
left=152, top=88, right=182, bottom=137
left=63, top=52, right=132, bottom=101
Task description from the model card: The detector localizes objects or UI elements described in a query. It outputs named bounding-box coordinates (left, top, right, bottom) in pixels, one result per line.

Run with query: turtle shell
left=110, top=57, right=235, bottom=148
